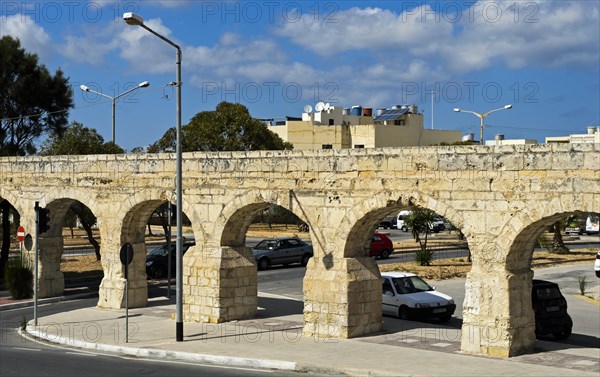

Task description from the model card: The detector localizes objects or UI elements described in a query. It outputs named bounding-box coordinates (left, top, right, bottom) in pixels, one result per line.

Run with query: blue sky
left=2, top=0, right=599, bottom=151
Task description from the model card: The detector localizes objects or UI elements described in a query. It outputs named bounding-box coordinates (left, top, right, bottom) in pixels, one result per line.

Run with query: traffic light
left=39, top=207, right=51, bottom=234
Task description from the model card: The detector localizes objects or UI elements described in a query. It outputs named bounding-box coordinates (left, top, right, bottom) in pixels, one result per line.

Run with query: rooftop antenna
left=315, top=102, right=325, bottom=112
left=304, top=104, right=313, bottom=113
left=324, top=103, right=331, bottom=111
left=429, top=90, right=436, bottom=129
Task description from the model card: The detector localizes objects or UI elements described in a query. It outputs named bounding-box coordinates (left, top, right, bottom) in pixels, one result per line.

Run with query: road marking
left=65, top=351, right=97, bottom=357
left=258, top=291, right=303, bottom=301
left=13, top=347, right=41, bottom=352
left=572, top=294, right=600, bottom=306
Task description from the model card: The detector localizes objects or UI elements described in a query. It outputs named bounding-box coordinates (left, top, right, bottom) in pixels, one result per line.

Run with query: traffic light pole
left=34, top=202, right=39, bottom=326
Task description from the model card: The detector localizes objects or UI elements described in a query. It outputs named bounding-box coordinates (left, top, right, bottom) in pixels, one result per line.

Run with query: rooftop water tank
left=351, top=105, right=362, bottom=116
left=362, top=107, right=373, bottom=116
left=342, top=108, right=350, bottom=115
left=376, top=108, right=386, bottom=115
left=408, top=105, right=418, bottom=114
left=462, top=133, right=475, bottom=142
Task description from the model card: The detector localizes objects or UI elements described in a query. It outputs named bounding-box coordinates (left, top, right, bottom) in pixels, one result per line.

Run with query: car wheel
left=381, top=249, right=390, bottom=259
left=401, top=226, right=408, bottom=232
left=301, top=254, right=311, bottom=267
left=258, top=258, right=271, bottom=270
left=397, top=306, right=410, bottom=320
left=553, top=328, right=572, bottom=340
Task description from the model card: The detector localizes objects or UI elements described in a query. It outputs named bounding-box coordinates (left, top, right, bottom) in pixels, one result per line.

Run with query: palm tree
left=406, top=208, right=437, bottom=266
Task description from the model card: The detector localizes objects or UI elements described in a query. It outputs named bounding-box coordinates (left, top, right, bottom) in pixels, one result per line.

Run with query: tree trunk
left=551, top=222, right=569, bottom=254
left=81, top=221, right=101, bottom=261
left=0, top=200, right=11, bottom=279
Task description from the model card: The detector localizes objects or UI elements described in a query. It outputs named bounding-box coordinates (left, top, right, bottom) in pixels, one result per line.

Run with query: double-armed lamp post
left=453, top=104, right=512, bottom=145
left=122, top=11, right=184, bottom=342
left=80, top=81, right=149, bottom=144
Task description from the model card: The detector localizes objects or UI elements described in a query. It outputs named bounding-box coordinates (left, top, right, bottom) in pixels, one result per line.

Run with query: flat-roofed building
left=268, top=104, right=462, bottom=150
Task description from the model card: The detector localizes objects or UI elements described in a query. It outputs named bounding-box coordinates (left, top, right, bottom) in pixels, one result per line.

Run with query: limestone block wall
left=0, top=143, right=598, bottom=358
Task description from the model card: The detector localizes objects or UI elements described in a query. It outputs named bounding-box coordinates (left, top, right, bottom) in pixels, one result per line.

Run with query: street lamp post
left=453, top=105, right=512, bottom=145
left=80, top=81, right=149, bottom=144
left=123, top=12, right=184, bottom=342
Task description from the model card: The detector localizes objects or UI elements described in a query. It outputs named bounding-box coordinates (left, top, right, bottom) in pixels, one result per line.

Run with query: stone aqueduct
left=1, top=143, right=598, bottom=357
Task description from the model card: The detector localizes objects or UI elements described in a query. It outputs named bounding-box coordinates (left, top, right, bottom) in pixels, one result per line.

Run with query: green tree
left=39, top=121, right=124, bottom=155
left=0, top=36, right=73, bottom=156
left=406, top=208, right=437, bottom=266
left=148, top=102, right=293, bottom=152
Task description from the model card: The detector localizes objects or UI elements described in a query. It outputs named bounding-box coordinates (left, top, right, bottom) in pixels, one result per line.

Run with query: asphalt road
left=0, top=301, right=328, bottom=377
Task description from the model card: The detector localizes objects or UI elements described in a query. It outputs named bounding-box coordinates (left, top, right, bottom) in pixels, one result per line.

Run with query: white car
left=381, top=272, right=456, bottom=322
left=595, top=251, right=600, bottom=278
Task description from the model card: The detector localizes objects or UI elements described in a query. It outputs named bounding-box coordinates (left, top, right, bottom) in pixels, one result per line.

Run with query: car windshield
left=254, top=240, right=278, bottom=250
left=148, top=246, right=170, bottom=257
left=392, top=276, right=434, bottom=294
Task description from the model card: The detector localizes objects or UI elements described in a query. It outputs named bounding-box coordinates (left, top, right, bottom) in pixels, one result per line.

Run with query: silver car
left=252, top=237, right=313, bottom=270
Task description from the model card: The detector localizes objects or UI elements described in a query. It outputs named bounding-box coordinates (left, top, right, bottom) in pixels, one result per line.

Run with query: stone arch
left=504, top=194, right=599, bottom=271
left=460, top=194, right=600, bottom=357
left=0, top=187, right=24, bottom=218
left=183, top=189, right=311, bottom=324
left=33, top=194, right=101, bottom=298
left=342, top=191, right=463, bottom=258
left=100, top=189, right=197, bottom=309
left=217, top=189, right=310, bottom=246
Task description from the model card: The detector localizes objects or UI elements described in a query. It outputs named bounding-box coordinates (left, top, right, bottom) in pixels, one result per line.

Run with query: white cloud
left=0, top=15, right=52, bottom=60
left=275, top=1, right=599, bottom=73
left=60, top=23, right=120, bottom=66
left=276, top=5, right=452, bottom=57
left=117, top=18, right=180, bottom=74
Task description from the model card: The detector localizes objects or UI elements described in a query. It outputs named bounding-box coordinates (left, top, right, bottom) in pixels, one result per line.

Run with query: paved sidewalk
left=9, top=292, right=598, bottom=377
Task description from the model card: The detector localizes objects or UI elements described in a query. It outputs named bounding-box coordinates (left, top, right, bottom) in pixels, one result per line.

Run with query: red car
left=370, top=232, right=393, bottom=259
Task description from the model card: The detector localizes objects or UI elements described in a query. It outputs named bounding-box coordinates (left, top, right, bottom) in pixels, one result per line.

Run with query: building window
left=394, top=119, right=406, bottom=126
left=354, top=144, right=364, bottom=148
left=329, top=119, right=335, bottom=125
left=322, top=144, right=333, bottom=149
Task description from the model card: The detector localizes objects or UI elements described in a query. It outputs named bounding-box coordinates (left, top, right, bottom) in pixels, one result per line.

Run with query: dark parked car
left=252, top=237, right=313, bottom=270
left=146, top=242, right=195, bottom=279
left=379, top=216, right=396, bottom=229
left=532, top=279, right=573, bottom=340
left=370, top=232, right=393, bottom=259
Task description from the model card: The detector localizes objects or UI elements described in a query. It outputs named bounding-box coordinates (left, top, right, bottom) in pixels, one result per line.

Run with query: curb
left=0, top=291, right=98, bottom=311
left=23, top=325, right=298, bottom=372
left=21, top=325, right=400, bottom=376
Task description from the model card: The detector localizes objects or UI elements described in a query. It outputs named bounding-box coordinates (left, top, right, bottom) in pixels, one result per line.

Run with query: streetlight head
left=80, top=84, right=90, bottom=92
left=123, top=12, right=144, bottom=26
left=453, top=108, right=461, bottom=112
left=138, top=81, right=150, bottom=88
left=504, top=104, right=513, bottom=109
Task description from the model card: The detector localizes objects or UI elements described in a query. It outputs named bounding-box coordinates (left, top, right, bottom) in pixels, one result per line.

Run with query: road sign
left=24, top=234, right=33, bottom=251
left=120, top=243, right=134, bottom=266
left=17, top=226, right=25, bottom=242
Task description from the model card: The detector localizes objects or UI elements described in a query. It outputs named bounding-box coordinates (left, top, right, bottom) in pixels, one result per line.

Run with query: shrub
left=5, top=256, right=33, bottom=299
left=415, top=248, right=434, bottom=266
left=577, top=275, right=588, bottom=295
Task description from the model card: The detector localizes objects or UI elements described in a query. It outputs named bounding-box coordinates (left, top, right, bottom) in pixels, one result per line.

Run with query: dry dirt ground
left=56, top=224, right=598, bottom=281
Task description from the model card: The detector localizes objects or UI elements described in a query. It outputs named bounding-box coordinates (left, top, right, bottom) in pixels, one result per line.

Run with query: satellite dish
left=304, top=104, right=313, bottom=113
left=315, top=102, right=325, bottom=112
left=324, top=103, right=331, bottom=111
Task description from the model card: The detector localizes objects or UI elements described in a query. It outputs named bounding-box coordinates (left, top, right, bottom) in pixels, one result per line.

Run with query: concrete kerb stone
left=22, top=325, right=299, bottom=372
left=0, top=291, right=98, bottom=311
